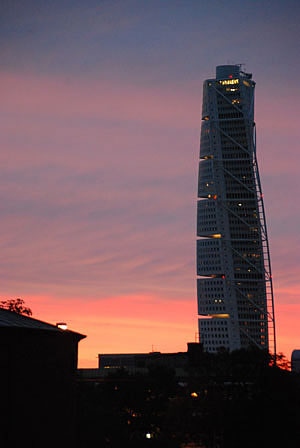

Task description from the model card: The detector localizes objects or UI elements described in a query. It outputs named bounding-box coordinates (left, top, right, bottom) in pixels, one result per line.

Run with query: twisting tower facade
left=197, top=65, right=276, bottom=354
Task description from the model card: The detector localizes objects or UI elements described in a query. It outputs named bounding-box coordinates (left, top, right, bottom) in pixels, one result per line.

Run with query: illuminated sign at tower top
left=219, top=79, right=239, bottom=85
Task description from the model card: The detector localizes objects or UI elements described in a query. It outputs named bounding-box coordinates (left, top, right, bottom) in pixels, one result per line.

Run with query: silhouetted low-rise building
left=0, top=308, right=85, bottom=447
left=99, top=350, right=187, bottom=373
left=78, top=343, right=204, bottom=382
left=291, top=350, right=300, bottom=373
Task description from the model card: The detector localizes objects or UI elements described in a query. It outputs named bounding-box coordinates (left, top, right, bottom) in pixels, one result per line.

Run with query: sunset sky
left=1, top=0, right=300, bottom=367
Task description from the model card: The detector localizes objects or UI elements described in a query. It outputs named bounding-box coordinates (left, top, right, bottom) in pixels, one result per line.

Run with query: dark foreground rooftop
left=0, top=306, right=85, bottom=339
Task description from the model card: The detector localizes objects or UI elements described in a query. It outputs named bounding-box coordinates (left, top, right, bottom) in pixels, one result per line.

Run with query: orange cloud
left=15, top=292, right=300, bottom=368
left=23, top=293, right=196, bottom=368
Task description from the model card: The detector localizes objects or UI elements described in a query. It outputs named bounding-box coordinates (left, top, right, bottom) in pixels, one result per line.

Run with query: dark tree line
left=76, top=348, right=300, bottom=448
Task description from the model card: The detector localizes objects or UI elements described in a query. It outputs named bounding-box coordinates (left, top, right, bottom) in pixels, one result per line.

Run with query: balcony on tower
left=197, top=239, right=223, bottom=277
left=197, top=199, right=221, bottom=238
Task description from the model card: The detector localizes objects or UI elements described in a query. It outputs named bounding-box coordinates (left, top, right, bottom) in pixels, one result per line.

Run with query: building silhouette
left=78, top=346, right=199, bottom=381
left=197, top=65, right=276, bottom=353
left=291, top=350, right=300, bottom=373
left=0, top=308, right=85, bottom=447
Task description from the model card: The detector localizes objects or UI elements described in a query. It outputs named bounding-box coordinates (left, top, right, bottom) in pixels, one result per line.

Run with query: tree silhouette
left=0, top=298, right=32, bottom=316
left=273, top=352, right=291, bottom=370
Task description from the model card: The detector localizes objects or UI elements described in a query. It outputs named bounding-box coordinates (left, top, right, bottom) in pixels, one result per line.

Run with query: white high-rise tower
left=197, top=65, right=276, bottom=354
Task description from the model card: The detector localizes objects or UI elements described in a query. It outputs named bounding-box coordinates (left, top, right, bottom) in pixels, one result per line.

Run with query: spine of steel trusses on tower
left=196, top=65, right=276, bottom=356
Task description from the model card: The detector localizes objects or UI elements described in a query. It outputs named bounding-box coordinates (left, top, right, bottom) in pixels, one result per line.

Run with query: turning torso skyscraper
left=197, top=65, right=276, bottom=354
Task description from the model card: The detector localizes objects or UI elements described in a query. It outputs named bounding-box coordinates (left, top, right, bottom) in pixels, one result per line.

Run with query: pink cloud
left=0, top=72, right=200, bottom=129
left=0, top=69, right=299, bottom=367
left=275, top=303, right=300, bottom=360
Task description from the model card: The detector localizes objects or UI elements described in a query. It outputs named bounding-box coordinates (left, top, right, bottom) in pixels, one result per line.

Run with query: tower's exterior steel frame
left=197, top=65, right=276, bottom=355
